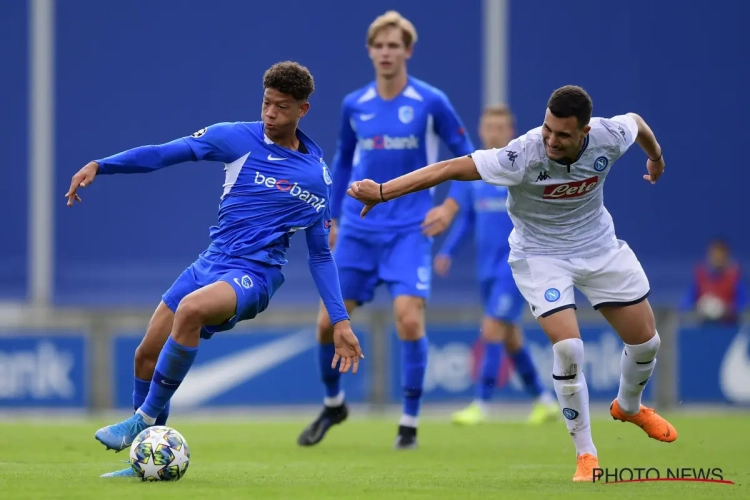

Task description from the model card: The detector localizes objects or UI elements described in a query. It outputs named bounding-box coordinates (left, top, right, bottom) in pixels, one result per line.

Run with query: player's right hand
left=331, top=321, right=365, bottom=374
left=65, top=161, right=99, bottom=206
left=434, top=255, right=452, bottom=277
left=346, top=179, right=382, bottom=217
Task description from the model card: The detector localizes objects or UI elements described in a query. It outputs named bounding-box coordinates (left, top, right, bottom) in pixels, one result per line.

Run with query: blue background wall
left=2, top=0, right=747, bottom=308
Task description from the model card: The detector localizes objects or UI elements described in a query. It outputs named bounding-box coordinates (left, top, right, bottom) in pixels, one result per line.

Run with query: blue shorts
left=162, top=249, right=285, bottom=339
left=479, top=277, right=525, bottom=323
left=333, top=225, right=432, bottom=305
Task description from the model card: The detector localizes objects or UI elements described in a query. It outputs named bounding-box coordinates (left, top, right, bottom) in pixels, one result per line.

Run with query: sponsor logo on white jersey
left=542, top=175, right=600, bottom=199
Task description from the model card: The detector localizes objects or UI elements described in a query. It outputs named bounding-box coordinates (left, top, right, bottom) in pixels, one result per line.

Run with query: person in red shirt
left=682, top=239, right=747, bottom=325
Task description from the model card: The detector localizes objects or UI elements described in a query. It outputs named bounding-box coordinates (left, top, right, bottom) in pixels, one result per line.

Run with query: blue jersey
left=438, top=181, right=514, bottom=281
left=330, top=77, right=475, bottom=231
left=93, top=121, right=349, bottom=324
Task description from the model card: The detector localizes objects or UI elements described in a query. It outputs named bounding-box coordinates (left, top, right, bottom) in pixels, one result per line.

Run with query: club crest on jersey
left=594, top=156, right=609, bottom=172
left=398, top=106, right=414, bottom=124
left=322, top=165, right=333, bottom=185
left=191, top=127, right=207, bottom=138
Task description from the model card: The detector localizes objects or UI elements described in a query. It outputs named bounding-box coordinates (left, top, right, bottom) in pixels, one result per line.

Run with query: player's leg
left=94, top=282, right=237, bottom=451
left=298, top=227, right=380, bottom=446
left=578, top=240, right=676, bottom=443
left=296, top=297, right=360, bottom=446
left=486, top=277, right=557, bottom=422
left=505, top=326, right=559, bottom=424
left=96, top=256, right=283, bottom=452
left=382, top=229, right=432, bottom=449
left=132, top=302, right=175, bottom=427
left=509, top=256, right=599, bottom=481
left=452, top=313, right=506, bottom=425
left=100, top=265, right=198, bottom=477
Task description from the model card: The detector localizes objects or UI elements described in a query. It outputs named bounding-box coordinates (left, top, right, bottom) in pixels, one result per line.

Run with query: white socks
left=552, top=338, right=596, bottom=457
left=324, top=391, right=345, bottom=408
left=617, top=332, right=660, bottom=414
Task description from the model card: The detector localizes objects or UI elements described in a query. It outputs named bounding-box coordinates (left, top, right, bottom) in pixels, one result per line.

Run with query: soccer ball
left=129, top=426, right=190, bottom=481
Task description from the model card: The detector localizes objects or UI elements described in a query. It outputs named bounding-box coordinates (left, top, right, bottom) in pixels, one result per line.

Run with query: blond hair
left=367, top=11, right=418, bottom=48
left=482, top=104, right=515, bottom=126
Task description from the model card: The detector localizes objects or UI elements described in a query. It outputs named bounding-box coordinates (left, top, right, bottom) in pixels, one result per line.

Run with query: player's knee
left=395, top=312, right=424, bottom=341
left=480, top=317, right=507, bottom=343
left=174, top=296, right=208, bottom=328
left=627, top=331, right=660, bottom=363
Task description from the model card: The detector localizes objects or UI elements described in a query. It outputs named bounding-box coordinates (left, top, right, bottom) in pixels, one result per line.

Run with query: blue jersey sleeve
left=330, top=100, right=357, bottom=220
left=95, top=122, right=244, bottom=175
left=438, top=183, right=474, bottom=257
left=95, top=138, right=196, bottom=175
left=182, top=122, right=246, bottom=163
left=305, top=212, right=349, bottom=325
left=432, top=91, right=475, bottom=157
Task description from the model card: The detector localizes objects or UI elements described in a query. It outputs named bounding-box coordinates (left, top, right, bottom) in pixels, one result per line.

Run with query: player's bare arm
left=347, top=155, right=480, bottom=217
left=626, top=112, right=665, bottom=184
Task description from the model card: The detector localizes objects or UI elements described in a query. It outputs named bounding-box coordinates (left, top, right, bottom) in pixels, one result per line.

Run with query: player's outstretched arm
left=625, top=113, right=665, bottom=184
left=347, top=155, right=480, bottom=217
left=65, top=138, right=197, bottom=206
left=305, top=219, right=364, bottom=373
left=66, top=123, right=242, bottom=207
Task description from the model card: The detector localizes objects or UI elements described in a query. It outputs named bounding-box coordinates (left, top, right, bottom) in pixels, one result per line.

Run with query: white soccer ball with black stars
left=129, top=426, right=190, bottom=481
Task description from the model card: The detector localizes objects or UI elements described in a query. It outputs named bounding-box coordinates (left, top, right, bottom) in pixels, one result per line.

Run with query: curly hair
left=263, top=61, right=315, bottom=102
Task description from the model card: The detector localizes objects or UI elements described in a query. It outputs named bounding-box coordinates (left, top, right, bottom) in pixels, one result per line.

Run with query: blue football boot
left=94, top=412, right=151, bottom=452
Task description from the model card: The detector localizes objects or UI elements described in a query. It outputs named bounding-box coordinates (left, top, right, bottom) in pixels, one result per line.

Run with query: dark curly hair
left=263, top=61, right=315, bottom=102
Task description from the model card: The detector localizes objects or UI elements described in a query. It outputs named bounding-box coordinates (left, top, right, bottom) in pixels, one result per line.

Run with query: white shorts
left=507, top=239, right=650, bottom=319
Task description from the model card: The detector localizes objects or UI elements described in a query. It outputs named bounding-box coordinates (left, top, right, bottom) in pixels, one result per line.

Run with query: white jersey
left=472, top=115, right=639, bottom=259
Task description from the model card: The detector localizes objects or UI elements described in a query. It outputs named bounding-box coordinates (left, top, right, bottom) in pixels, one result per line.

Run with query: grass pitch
left=0, top=410, right=747, bottom=499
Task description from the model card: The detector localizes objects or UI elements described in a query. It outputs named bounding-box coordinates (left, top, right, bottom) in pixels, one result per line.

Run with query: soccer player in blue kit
left=297, top=11, right=475, bottom=449
left=64, top=61, right=364, bottom=477
left=432, top=105, right=558, bottom=426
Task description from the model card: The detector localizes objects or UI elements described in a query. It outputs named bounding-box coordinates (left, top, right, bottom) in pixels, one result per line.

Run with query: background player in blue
left=433, top=105, right=558, bottom=426
left=64, top=62, right=364, bottom=477
left=297, top=11, right=474, bottom=449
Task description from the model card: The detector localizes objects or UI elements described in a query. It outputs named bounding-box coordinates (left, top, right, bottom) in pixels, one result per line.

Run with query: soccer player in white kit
left=346, top=85, right=676, bottom=482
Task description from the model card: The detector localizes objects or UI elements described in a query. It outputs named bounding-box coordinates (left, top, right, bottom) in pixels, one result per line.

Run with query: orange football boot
left=610, top=399, right=677, bottom=442
left=573, top=453, right=600, bottom=482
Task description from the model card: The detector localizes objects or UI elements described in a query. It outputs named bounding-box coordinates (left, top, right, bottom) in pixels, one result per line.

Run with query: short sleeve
left=603, top=115, right=638, bottom=156
left=182, top=122, right=243, bottom=163
left=472, top=135, right=528, bottom=187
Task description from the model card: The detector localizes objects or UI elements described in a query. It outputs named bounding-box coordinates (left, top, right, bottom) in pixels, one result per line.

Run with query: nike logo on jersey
left=360, top=113, right=376, bottom=121
left=268, top=154, right=287, bottom=161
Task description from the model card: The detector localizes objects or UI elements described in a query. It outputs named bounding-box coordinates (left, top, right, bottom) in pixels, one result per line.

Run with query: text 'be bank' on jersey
left=330, top=77, right=475, bottom=231
left=183, top=122, right=333, bottom=265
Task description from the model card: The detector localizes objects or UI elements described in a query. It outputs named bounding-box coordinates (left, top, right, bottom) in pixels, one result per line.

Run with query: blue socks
left=318, top=343, right=343, bottom=403
left=477, top=342, right=504, bottom=401
left=140, top=337, right=198, bottom=419
left=510, top=346, right=545, bottom=398
left=401, top=337, right=428, bottom=424
left=133, top=377, right=170, bottom=425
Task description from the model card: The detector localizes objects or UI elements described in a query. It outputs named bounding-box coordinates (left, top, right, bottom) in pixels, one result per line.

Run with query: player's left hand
left=346, top=179, right=382, bottom=217
left=421, top=204, right=455, bottom=237
left=643, top=154, right=665, bottom=184
left=331, top=321, right=365, bottom=374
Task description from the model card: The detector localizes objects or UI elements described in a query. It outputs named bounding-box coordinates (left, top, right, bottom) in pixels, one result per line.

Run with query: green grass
left=0, top=412, right=747, bottom=499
